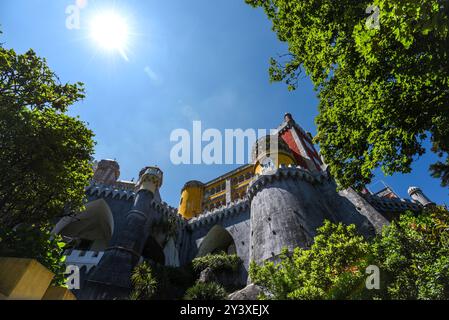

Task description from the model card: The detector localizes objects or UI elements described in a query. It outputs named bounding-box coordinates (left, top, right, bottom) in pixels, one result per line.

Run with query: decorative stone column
left=82, top=167, right=163, bottom=300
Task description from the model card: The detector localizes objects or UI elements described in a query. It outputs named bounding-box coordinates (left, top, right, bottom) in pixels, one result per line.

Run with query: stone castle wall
left=71, top=165, right=423, bottom=298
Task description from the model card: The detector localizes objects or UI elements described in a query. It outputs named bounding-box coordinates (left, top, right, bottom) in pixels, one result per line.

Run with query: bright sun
left=89, top=11, right=129, bottom=59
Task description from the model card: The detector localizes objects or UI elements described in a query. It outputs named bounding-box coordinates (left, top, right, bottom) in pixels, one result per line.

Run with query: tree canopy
left=0, top=38, right=95, bottom=282
left=373, top=206, right=449, bottom=299
left=0, top=46, right=95, bottom=230
left=246, top=0, right=449, bottom=190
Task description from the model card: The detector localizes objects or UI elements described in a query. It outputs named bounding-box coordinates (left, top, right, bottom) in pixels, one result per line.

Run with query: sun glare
left=89, top=11, right=130, bottom=60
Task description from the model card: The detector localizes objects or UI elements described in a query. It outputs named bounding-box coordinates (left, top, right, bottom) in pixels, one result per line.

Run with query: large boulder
left=228, top=284, right=263, bottom=300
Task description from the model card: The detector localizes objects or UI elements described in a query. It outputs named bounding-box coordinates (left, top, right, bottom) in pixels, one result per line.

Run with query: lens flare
left=89, top=11, right=129, bottom=60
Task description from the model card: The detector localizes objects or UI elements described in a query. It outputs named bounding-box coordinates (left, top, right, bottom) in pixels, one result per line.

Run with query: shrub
left=130, top=262, right=158, bottom=300
left=249, top=221, right=372, bottom=300
left=192, top=253, right=241, bottom=274
left=250, top=206, right=449, bottom=300
left=184, top=282, right=227, bottom=300
left=152, top=264, right=195, bottom=300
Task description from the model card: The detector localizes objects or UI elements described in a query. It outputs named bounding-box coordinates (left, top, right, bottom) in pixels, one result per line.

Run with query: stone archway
left=197, top=225, right=237, bottom=257
left=52, top=199, right=114, bottom=252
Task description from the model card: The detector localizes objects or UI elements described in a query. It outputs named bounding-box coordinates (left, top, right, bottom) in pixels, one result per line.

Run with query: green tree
left=0, top=45, right=95, bottom=229
left=374, top=206, right=449, bottom=299
left=249, top=221, right=373, bottom=300
left=0, top=38, right=94, bottom=284
left=246, top=0, right=449, bottom=190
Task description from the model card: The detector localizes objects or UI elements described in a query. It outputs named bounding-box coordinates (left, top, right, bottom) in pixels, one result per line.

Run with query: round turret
left=408, top=186, right=434, bottom=207
left=92, top=159, right=120, bottom=185
left=179, top=180, right=205, bottom=219
left=136, top=166, right=163, bottom=193
left=251, top=135, right=296, bottom=175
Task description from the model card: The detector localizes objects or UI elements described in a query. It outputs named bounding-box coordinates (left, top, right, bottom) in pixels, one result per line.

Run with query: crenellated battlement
left=188, top=198, right=250, bottom=230
left=150, top=200, right=187, bottom=228
left=247, top=165, right=328, bottom=201
left=363, top=193, right=422, bottom=213
left=86, top=182, right=136, bottom=201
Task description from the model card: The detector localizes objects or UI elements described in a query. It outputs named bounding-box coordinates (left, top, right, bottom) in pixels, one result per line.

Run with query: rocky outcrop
left=197, top=267, right=244, bottom=292
left=228, top=284, right=263, bottom=300
left=198, top=267, right=217, bottom=284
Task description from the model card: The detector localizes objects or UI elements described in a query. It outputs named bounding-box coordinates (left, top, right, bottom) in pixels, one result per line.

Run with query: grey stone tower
left=248, top=166, right=336, bottom=264
left=82, top=166, right=163, bottom=300
left=248, top=135, right=337, bottom=264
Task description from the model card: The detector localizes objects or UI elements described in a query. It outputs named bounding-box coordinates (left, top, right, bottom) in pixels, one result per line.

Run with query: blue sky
left=1, top=0, right=447, bottom=207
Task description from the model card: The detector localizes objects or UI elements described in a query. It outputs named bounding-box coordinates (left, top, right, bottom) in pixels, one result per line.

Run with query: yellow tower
left=252, top=135, right=297, bottom=175
left=179, top=180, right=205, bottom=219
